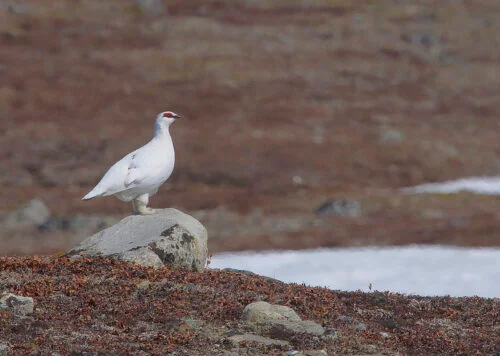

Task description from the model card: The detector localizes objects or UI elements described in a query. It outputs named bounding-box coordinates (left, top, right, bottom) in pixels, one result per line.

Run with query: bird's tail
left=82, top=189, right=103, bottom=201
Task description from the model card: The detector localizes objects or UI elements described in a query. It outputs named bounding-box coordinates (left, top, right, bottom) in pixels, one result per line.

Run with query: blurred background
left=1, top=0, right=500, bottom=258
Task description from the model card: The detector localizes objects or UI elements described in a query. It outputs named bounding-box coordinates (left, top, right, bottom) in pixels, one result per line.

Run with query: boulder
left=242, top=301, right=301, bottom=323
left=4, top=198, right=50, bottom=230
left=18, top=198, right=50, bottom=225
left=242, top=301, right=325, bottom=338
left=0, top=293, right=34, bottom=315
left=263, top=319, right=325, bottom=338
left=67, top=208, right=208, bottom=272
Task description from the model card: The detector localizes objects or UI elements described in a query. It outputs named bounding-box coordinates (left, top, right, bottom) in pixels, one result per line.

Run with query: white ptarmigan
left=82, top=111, right=180, bottom=215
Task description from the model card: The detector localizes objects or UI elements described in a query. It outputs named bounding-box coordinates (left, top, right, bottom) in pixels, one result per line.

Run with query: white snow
left=210, top=245, right=500, bottom=298
left=403, top=176, right=500, bottom=194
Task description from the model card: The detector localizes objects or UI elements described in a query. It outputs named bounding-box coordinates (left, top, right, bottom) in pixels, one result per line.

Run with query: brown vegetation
left=1, top=0, right=500, bottom=253
left=0, top=256, right=498, bottom=354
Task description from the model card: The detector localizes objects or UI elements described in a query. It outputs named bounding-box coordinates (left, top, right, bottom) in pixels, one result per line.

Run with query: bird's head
left=154, top=111, right=181, bottom=135
left=157, top=111, right=181, bottom=125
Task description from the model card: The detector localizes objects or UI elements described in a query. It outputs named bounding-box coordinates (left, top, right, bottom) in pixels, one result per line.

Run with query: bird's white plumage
left=83, top=111, right=179, bottom=214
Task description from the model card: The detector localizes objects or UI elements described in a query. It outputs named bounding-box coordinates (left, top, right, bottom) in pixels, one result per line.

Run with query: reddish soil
left=1, top=0, right=500, bottom=254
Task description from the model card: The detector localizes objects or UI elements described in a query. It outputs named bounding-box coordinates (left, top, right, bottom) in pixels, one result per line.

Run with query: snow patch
left=403, top=176, right=500, bottom=195
left=210, top=245, right=500, bottom=298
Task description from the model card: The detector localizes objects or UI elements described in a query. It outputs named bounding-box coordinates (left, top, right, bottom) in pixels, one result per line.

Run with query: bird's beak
left=174, top=114, right=181, bottom=119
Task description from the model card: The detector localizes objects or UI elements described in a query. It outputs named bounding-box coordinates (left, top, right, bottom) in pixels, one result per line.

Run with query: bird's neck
left=154, top=122, right=171, bottom=138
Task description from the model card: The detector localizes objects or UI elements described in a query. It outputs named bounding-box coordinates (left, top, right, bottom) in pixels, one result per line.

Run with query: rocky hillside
left=1, top=0, right=500, bottom=253
left=0, top=256, right=498, bottom=355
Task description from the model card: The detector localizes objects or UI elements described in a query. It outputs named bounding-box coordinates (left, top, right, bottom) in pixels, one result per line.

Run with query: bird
left=82, top=111, right=180, bottom=215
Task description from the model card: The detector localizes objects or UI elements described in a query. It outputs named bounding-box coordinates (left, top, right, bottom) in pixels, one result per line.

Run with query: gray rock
left=353, top=320, right=367, bottom=331
left=379, top=331, right=391, bottom=339
left=315, top=198, right=361, bottom=217
left=336, top=315, right=367, bottom=331
left=290, top=350, right=328, bottom=356
left=120, top=248, right=164, bottom=269
left=378, top=127, right=405, bottom=145
left=264, top=319, right=325, bottom=338
left=0, top=343, right=11, bottom=353
left=435, top=141, right=459, bottom=158
left=411, top=32, right=440, bottom=49
left=242, top=301, right=301, bottom=323
left=135, top=0, right=165, bottom=16
left=180, top=318, right=203, bottom=330
left=359, top=344, right=380, bottom=354
left=18, top=198, right=50, bottom=225
left=0, top=1, right=30, bottom=14
left=67, top=208, right=208, bottom=272
left=243, top=301, right=325, bottom=338
left=135, top=280, right=152, bottom=290
left=225, top=333, right=290, bottom=348
left=322, top=328, right=338, bottom=340
left=0, top=293, right=34, bottom=315
left=5, top=198, right=50, bottom=229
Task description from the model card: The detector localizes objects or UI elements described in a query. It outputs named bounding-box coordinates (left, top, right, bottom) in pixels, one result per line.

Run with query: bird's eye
left=163, top=112, right=173, bottom=118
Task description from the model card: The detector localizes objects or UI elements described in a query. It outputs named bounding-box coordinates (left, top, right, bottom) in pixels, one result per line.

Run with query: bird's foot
left=136, top=206, right=156, bottom=215
left=132, top=198, right=156, bottom=215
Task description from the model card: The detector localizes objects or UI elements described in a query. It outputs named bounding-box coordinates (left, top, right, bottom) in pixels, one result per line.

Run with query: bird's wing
left=124, top=152, right=148, bottom=187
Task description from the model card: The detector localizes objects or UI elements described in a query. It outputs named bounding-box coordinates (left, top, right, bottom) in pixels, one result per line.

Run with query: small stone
left=136, top=281, right=152, bottom=290
left=134, top=0, right=165, bottom=16
left=292, top=175, right=304, bottom=186
left=421, top=209, right=446, bottom=220
left=435, top=141, right=459, bottom=158
left=0, top=293, right=34, bottom=315
left=337, top=315, right=367, bottom=331
left=378, top=127, right=405, bottom=145
left=287, top=350, right=328, bottom=356
left=242, top=301, right=301, bottom=323
left=181, top=318, right=203, bottom=330
left=69, top=255, right=83, bottom=261
left=0, top=343, right=11, bottom=353
left=303, top=351, right=328, bottom=356
left=410, top=32, right=440, bottom=49
left=380, top=332, right=391, bottom=339
left=315, top=198, right=361, bottom=217
left=359, top=344, right=379, bottom=354
left=354, top=320, right=367, bottom=331
left=322, top=328, right=338, bottom=340
left=225, top=333, right=290, bottom=348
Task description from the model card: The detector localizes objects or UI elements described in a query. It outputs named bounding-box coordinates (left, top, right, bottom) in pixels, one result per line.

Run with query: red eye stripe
left=163, top=112, right=174, bottom=118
